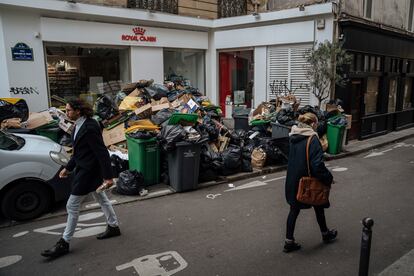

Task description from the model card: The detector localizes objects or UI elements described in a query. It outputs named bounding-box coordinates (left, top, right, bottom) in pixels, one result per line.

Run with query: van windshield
left=0, top=130, right=25, bottom=150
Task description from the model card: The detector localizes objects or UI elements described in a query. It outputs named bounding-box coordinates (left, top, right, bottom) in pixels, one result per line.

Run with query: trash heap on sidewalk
left=0, top=85, right=349, bottom=196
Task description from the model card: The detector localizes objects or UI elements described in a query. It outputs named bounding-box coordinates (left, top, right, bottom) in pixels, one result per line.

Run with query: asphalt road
left=1, top=137, right=414, bottom=276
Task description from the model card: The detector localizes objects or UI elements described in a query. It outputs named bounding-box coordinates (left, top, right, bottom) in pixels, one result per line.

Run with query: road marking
left=85, top=200, right=117, bottom=209
left=0, top=255, right=22, bottom=268
left=73, top=226, right=107, bottom=238
left=263, top=176, right=286, bottom=183
left=33, top=212, right=106, bottom=237
left=364, top=143, right=413, bottom=158
left=12, top=231, right=29, bottom=238
left=206, top=194, right=221, bottom=199
left=332, top=167, right=348, bottom=172
left=78, top=212, right=104, bottom=222
left=116, top=251, right=188, bottom=276
left=224, top=180, right=268, bottom=192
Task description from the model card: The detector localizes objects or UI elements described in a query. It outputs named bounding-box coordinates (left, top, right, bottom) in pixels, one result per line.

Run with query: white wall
left=205, top=30, right=217, bottom=104
left=130, top=47, right=163, bottom=83
left=40, top=18, right=208, bottom=50
left=0, top=13, right=10, bottom=97
left=214, top=21, right=314, bottom=49
left=253, top=46, right=267, bottom=107
left=1, top=10, right=48, bottom=111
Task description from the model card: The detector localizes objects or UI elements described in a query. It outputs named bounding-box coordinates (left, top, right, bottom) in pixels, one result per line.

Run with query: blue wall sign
left=11, top=42, right=33, bottom=61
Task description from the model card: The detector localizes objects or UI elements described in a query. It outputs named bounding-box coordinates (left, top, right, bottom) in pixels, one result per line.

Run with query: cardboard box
left=151, top=102, right=170, bottom=113
left=59, top=119, right=74, bottom=134
left=159, top=97, right=169, bottom=104
left=102, top=124, right=126, bottom=147
left=134, top=103, right=152, bottom=115
left=345, top=114, right=352, bottom=129
left=25, top=111, right=53, bottom=129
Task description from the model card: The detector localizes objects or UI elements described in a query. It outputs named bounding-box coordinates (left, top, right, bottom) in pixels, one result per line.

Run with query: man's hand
left=96, top=178, right=114, bottom=193
left=59, top=168, right=69, bottom=178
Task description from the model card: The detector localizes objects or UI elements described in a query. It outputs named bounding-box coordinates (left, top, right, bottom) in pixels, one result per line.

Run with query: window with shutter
left=267, top=44, right=312, bottom=106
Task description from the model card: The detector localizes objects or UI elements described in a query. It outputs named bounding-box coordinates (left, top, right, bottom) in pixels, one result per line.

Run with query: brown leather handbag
left=296, top=136, right=330, bottom=205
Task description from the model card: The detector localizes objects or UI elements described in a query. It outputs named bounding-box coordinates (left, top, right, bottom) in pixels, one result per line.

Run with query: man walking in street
left=41, top=99, right=121, bottom=258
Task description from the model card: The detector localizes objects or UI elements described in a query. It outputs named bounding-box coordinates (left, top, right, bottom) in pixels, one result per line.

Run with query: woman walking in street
left=283, top=112, right=337, bottom=253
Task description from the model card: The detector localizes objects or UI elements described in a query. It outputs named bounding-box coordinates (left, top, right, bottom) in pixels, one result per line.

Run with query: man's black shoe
left=322, top=229, right=338, bottom=243
left=41, top=238, right=69, bottom=258
left=96, top=225, right=121, bottom=240
left=283, top=241, right=301, bottom=253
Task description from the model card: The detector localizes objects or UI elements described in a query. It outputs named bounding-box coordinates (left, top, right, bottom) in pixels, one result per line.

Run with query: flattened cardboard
left=25, top=111, right=53, bottom=129
left=102, top=124, right=126, bottom=147
left=151, top=102, right=170, bottom=113
left=134, top=103, right=152, bottom=115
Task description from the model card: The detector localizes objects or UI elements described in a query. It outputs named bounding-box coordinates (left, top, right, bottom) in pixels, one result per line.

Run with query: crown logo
left=133, top=27, right=146, bottom=35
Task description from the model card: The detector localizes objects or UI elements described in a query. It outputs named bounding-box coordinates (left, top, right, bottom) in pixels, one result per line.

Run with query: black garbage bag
left=242, top=159, right=253, bottom=172
left=276, top=108, right=296, bottom=126
left=127, top=131, right=156, bottom=140
left=257, top=137, right=287, bottom=165
left=144, top=84, right=168, bottom=100
left=199, top=144, right=221, bottom=182
left=151, top=109, right=173, bottom=125
left=157, top=125, right=186, bottom=151
left=297, top=105, right=325, bottom=120
left=230, top=129, right=247, bottom=146
left=0, top=98, right=29, bottom=122
left=116, top=170, right=144, bottom=195
left=220, top=146, right=242, bottom=176
left=317, top=120, right=327, bottom=137
left=110, top=155, right=129, bottom=178
left=197, top=118, right=219, bottom=141
left=96, top=95, right=119, bottom=120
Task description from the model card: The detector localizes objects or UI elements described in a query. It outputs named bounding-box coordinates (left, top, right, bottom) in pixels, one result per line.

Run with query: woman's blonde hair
left=298, top=112, right=318, bottom=125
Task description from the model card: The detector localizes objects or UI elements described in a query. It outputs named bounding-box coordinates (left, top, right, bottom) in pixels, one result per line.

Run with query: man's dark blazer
left=66, top=118, right=112, bottom=195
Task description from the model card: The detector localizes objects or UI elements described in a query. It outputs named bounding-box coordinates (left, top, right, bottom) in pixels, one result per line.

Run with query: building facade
left=0, top=0, right=333, bottom=116
left=335, top=0, right=414, bottom=139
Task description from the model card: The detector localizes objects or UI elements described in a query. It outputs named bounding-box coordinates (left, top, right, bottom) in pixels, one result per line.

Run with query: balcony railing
left=127, top=0, right=178, bottom=14
left=218, top=0, right=247, bottom=18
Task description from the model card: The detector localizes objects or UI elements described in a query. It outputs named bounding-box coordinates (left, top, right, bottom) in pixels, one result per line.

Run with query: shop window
left=365, top=77, right=379, bottom=115
left=388, top=78, right=398, bottom=112
left=46, top=45, right=130, bottom=108
left=163, top=49, right=205, bottom=93
left=403, top=78, right=413, bottom=109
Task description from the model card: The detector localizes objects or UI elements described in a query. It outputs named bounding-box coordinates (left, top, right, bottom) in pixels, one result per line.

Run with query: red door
left=219, top=53, right=233, bottom=117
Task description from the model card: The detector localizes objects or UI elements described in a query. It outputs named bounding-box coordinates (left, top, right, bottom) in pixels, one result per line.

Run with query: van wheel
left=1, top=181, right=51, bottom=221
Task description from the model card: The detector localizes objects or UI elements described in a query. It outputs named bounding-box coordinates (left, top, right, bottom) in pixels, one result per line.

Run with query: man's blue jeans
left=63, top=191, right=119, bottom=242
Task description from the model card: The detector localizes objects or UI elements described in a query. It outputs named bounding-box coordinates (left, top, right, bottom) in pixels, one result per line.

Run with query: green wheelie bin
left=126, top=136, right=160, bottom=186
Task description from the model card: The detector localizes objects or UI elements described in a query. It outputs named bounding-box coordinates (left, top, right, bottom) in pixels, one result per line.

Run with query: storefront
left=336, top=21, right=414, bottom=140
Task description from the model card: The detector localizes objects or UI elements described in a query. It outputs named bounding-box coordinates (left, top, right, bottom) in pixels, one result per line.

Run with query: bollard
left=358, top=217, right=374, bottom=276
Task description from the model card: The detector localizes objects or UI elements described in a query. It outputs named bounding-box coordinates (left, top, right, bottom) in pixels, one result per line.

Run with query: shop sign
left=11, top=42, right=33, bottom=61
left=121, top=27, right=157, bottom=43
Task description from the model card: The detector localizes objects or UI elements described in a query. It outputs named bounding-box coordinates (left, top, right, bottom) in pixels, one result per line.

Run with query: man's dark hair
left=67, top=99, right=94, bottom=118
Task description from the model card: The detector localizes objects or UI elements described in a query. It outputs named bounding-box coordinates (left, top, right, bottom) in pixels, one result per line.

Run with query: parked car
left=0, top=130, right=72, bottom=220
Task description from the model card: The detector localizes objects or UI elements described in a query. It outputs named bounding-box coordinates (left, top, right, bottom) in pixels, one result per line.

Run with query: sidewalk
left=2, top=127, right=414, bottom=227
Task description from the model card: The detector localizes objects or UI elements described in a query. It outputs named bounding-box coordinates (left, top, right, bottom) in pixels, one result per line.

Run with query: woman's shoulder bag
left=296, top=135, right=330, bottom=205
